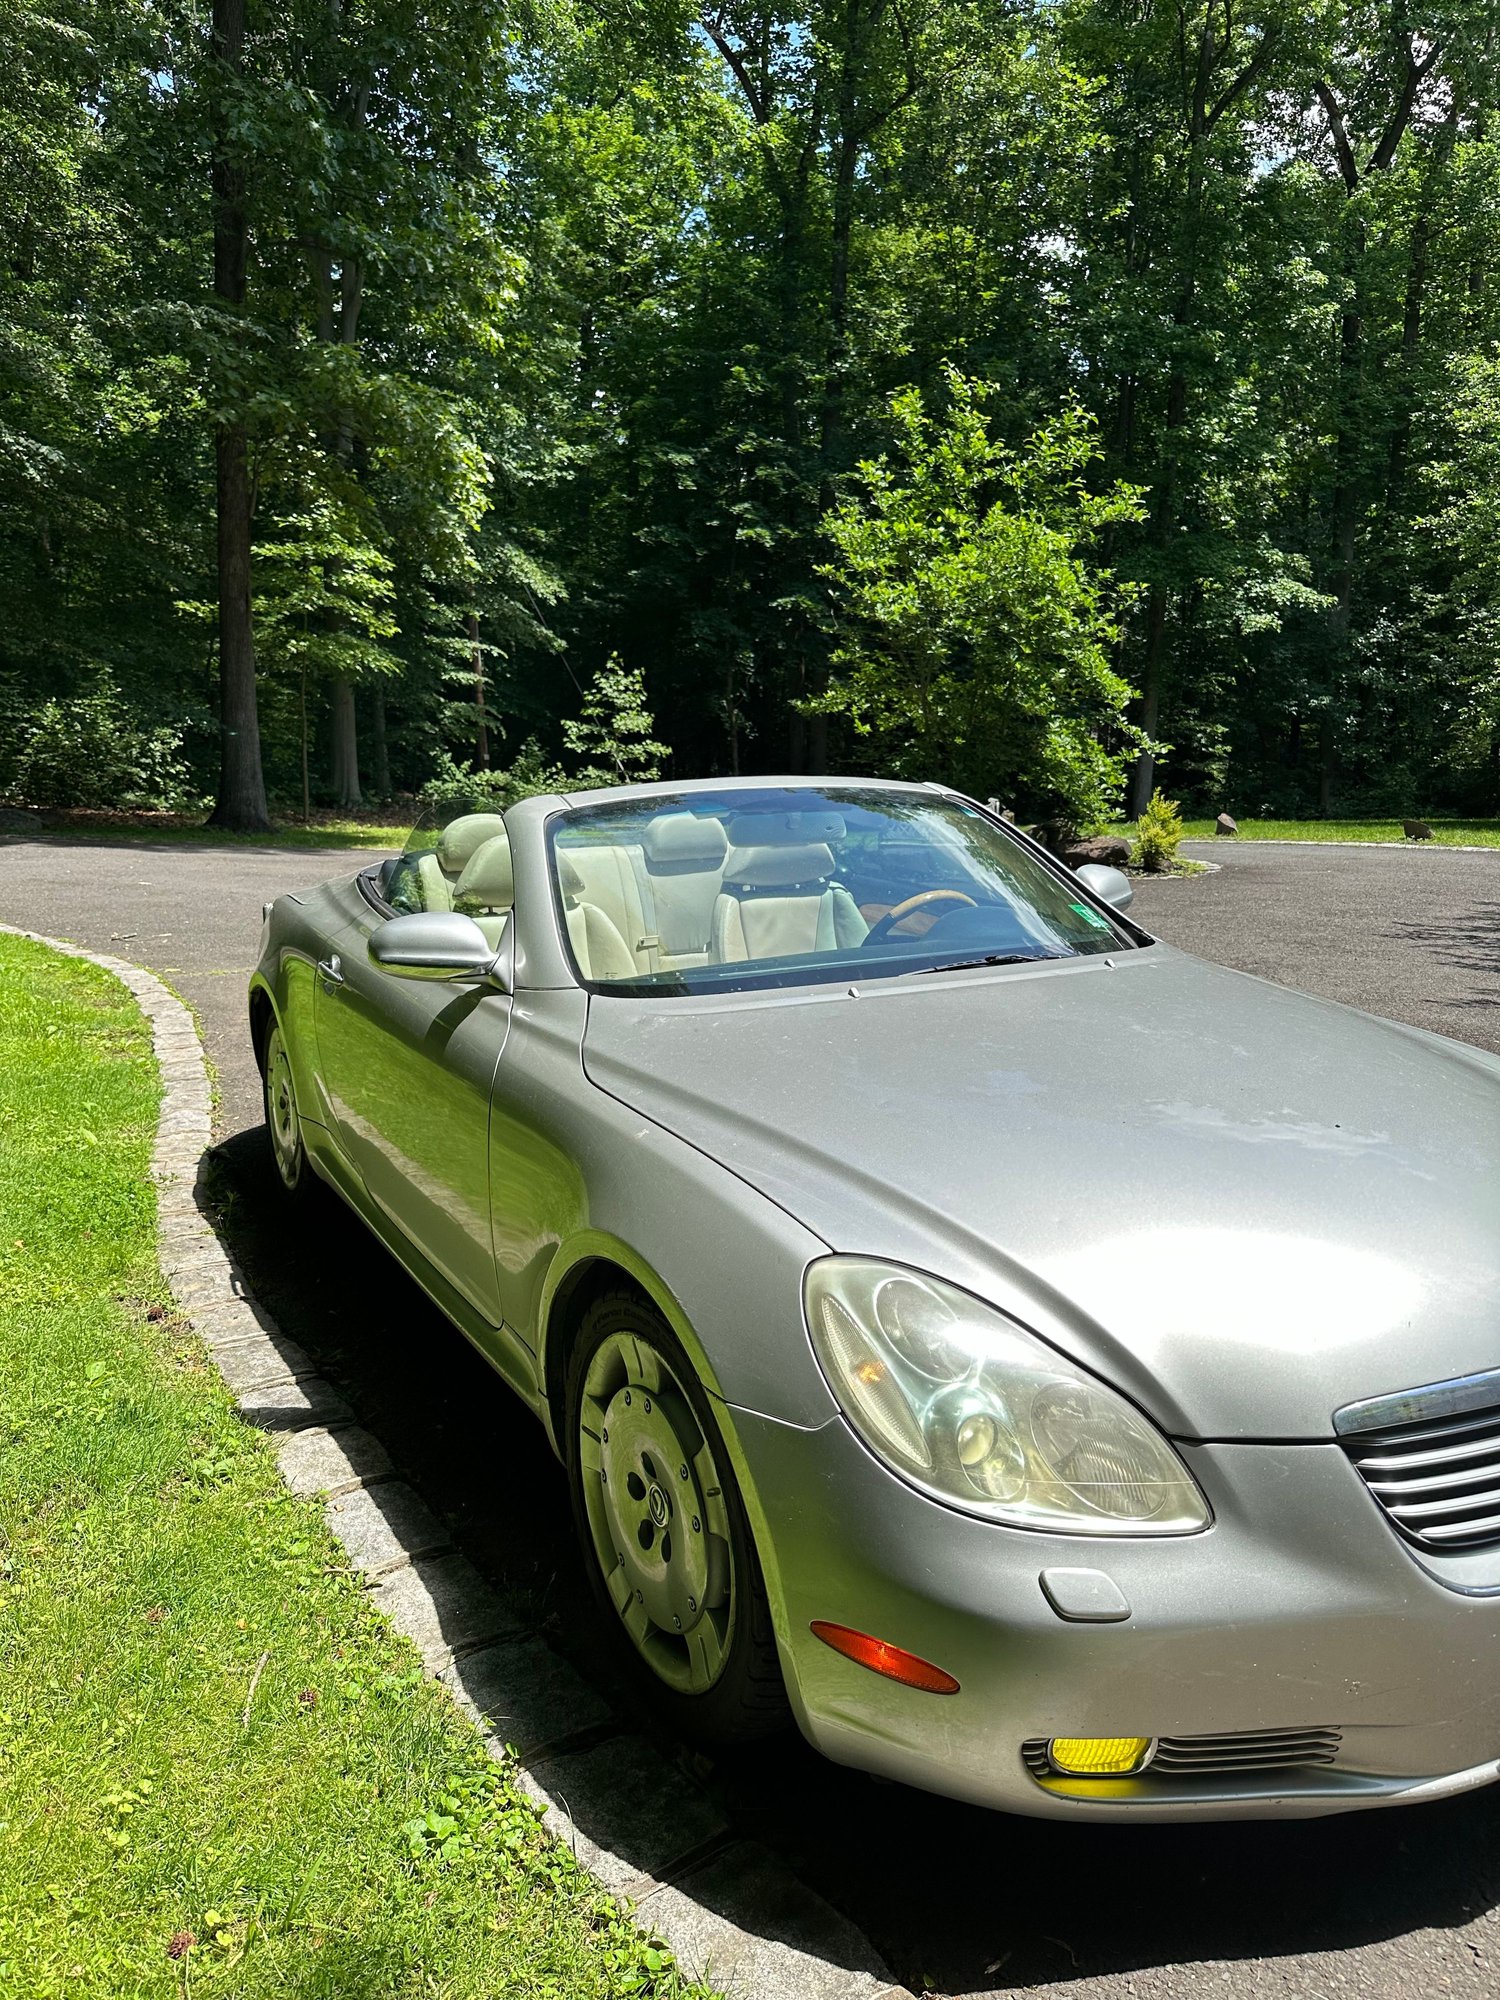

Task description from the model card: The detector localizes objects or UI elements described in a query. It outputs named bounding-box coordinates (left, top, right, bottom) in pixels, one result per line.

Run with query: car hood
left=581, top=947, right=1500, bottom=1440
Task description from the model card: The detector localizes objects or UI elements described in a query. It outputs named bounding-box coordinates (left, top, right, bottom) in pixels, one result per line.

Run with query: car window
left=385, top=804, right=515, bottom=948
left=548, top=786, right=1134, bottom=995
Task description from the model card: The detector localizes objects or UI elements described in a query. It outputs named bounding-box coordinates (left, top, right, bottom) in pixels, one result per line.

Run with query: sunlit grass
left=23, top=811, right=406, bottom=850
left=0, top=934, right=709, bottom=2000
left=1110, top=818, right=1500, bottom=848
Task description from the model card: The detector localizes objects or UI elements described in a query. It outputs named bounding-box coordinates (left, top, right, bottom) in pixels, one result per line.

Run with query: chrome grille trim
left=1335, top=1367, right=1500, bottom=1437
left=1023, top=1728, right=1340, bottom=1782
left=1339, top=1395, right=1500, bottom=1551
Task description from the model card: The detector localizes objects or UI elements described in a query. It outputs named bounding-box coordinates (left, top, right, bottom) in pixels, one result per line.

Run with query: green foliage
left=562, top=655, right=668, bottom=789
left=9, top=671, right=195, bottom=811
left=3, top=0, right=1500, bottom=820
left=0, top=932, right=716, bottom=2000
left=818, top=370, right=1145, bottom=823
left=419, top=739, right=570, bottom=817
left=1132, top=790, right=1184, bottom=873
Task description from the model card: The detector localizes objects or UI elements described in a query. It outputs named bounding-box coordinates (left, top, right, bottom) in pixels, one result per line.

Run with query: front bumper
left=732, top=1410, right=1500, bottom=1820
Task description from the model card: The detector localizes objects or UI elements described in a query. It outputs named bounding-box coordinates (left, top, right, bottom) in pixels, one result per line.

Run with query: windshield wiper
left=911, top=952, right=1062, bottom=976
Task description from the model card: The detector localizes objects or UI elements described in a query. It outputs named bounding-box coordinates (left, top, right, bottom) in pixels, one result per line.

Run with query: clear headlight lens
left=804, top=1258, right=1209, bottom=1535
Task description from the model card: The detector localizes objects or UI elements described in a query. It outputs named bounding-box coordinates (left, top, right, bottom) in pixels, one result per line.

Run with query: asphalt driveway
left=5, top=831, right=1500, bottom=1998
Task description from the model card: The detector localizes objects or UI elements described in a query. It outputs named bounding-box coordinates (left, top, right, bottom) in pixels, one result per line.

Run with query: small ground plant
left=1132, top=790, right=1184, bottom=872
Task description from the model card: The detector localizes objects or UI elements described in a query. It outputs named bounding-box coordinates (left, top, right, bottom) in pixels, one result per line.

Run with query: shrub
left=418, top=741, right=568, bottom=819
left=562, top=655, right=667, bottom=788
left=12, top=672, right=196, bottom=811
left=1132, top=789, right=1183, bottom=872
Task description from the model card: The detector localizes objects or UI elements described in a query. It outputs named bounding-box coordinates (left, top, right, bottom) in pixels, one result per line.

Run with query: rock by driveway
left=5, top=829, right=1500, bottom=2000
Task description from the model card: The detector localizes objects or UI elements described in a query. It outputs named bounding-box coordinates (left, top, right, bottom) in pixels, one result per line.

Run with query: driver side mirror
left=1074, top=863, right=1134, bottom=913
left=368, top=911, right=511, bottom=989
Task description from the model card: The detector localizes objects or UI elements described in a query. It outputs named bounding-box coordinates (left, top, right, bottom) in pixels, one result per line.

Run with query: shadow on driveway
left=215, top=1124, right=1500, bottom=1998
left=1386, top=903, right=1500, bottom=1011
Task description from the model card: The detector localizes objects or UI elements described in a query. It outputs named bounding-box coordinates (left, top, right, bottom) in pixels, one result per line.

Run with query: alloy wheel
left=265, top=1024, right=303, bottom=1191
left=575, top=1329, right=735, bottom=1694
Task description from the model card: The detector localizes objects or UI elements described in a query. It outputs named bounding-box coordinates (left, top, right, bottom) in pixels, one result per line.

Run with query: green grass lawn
left=0, top=934, right=709, bottom=2000
left=16, top=810, right=406, bottom=850
left=1109, top=817, right=1500, bottom=847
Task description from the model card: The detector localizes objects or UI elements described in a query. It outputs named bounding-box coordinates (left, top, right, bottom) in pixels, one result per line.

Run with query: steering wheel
left=862, top=889, right=978, bottom=945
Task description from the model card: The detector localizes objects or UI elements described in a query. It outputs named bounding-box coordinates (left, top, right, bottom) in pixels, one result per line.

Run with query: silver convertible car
left=250, top=778, right=1500, bottom=1820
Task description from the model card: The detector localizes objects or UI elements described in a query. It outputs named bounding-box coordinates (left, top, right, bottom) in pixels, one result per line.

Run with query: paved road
left=5, top=832, right=1500, bottom=1999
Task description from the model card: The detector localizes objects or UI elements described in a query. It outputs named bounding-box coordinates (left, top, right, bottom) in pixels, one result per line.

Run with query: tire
left=262, top=1018, right=319, bottom=1206
left=564, top=1289, right=788, bottom=1744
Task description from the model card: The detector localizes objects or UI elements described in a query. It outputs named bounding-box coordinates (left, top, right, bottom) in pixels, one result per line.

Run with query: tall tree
left=206, top=0, right=270, bottom=830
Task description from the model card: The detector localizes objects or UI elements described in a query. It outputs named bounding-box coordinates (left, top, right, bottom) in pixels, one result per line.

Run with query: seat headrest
left=642, top=812, right=730, bottom=868
left=436, top=812, right=507, bottom=874
left=722, top=841, right=836, bottom=891
left=723, top=810, right=845, bottom=849
left=454, top=833, right=514, bottom=911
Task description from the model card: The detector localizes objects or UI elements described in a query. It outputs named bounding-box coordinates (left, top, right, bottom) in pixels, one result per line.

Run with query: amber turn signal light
left=810, top=1621, right=960, bottom=1694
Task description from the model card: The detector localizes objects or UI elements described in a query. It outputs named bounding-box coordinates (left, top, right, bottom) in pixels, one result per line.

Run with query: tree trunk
left=206, top=0, right=269, bottom=832
left=370, top=680, right=390, bottom=797
left=330, top=678, right=360, bottom=805
left=469, top=612, right=489, bottom=768
left=300, top=667, right=310, bottom=822
left=1128, top=586, right=1168, bottom=817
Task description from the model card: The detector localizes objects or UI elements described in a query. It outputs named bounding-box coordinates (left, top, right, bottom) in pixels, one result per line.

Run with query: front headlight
left=804, top=1257, right=1209, bottom=1535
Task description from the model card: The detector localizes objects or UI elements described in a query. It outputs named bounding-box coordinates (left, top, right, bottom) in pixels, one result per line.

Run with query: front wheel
left=565, top=1291, right=787, bottom=1744
left=262, top=1019, right=317, bottom=1203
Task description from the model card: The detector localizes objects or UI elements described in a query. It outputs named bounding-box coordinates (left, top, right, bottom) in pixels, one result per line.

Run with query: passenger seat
left=557, top=855, right=638, bottom=981
left=452, top=831, right=514, bottom=947
left=639, top=813, right=728, bottom=969
left=411, top=812, right=508, bottom=914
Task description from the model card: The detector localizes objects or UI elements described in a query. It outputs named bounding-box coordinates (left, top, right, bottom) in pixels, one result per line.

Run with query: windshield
left=549, top=786, right=1135, bottom=995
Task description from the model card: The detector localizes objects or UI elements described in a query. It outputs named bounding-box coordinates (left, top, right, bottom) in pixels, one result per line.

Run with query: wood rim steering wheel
left=862, top=888, right=978, bottom=945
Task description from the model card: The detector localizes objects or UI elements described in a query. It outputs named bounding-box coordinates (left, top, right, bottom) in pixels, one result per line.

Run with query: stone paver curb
left=3, top=922, right=910, bottom=2000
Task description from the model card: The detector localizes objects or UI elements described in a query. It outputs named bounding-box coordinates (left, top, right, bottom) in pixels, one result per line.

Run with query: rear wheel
left=263, top=1020, right=316, bottom=1203
left=565, top=1290, right=787, bottom=1743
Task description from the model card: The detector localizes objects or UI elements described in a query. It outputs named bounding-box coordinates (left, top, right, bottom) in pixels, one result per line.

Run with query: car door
left=312, top=887, right=511, bottom=1330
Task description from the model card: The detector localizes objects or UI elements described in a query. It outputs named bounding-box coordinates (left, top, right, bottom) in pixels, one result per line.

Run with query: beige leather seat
left=561, top=842, right=652, bottom=961
left=639, top=813, right=728, bottom=968
left=557, top=855, right=638, bottom=981
left=452, top=831, right=514, bottom=948
left=411, top=812, right=508, bottom=914
left=712, top=815, right=867, bottom=963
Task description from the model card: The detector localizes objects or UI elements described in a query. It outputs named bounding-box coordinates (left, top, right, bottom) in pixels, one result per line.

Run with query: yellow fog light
left=1048, top=1735, right=1153, bottom=1776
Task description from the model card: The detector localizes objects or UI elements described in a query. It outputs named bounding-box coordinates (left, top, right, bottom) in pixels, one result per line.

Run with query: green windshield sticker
left=1069, top=901, right=1113, bottom=929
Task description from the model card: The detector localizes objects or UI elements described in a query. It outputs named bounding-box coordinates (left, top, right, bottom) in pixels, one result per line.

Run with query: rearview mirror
left=1074, top=862, right=1134, bottom=914
left=368, top=911, right=506, bottom=984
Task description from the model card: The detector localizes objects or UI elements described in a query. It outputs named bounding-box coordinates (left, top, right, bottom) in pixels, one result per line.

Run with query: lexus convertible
left=250, top=778, right=1500, bottom=1819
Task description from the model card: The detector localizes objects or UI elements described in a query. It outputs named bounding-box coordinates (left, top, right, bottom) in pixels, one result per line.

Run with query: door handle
left=317, top=954, right=345, bottom=990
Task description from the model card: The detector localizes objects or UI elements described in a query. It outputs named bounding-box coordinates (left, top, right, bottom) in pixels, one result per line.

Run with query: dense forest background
left=3, top=0, right=1500, bottom=829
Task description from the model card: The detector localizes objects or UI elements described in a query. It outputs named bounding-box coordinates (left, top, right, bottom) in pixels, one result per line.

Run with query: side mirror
left=1074, top=862, right=1134, bottom=914
left=368, top=911, right=506, bottom=984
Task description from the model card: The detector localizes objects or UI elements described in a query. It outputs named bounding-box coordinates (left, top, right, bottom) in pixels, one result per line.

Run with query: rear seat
left=639, top=812, right=728, bottom=968
left=556, top=813, right=730, bottom=974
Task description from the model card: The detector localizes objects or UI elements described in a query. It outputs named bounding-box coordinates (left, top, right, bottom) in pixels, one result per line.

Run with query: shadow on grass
left=212, top=1123, right=1500, bottom=1997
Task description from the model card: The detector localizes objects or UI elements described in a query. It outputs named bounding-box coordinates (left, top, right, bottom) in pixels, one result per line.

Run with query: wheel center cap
left=647, top=1484, right=669, bottom=1528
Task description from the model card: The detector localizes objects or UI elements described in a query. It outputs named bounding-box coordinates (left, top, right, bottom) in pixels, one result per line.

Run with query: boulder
left=0, top=807, right=43, bottom=833
left=1403, top=819, right=1433, bottom=841
left=1215, top=812, right=1238, bottom=837
left=1062, top=834, right=1131, bottom=870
